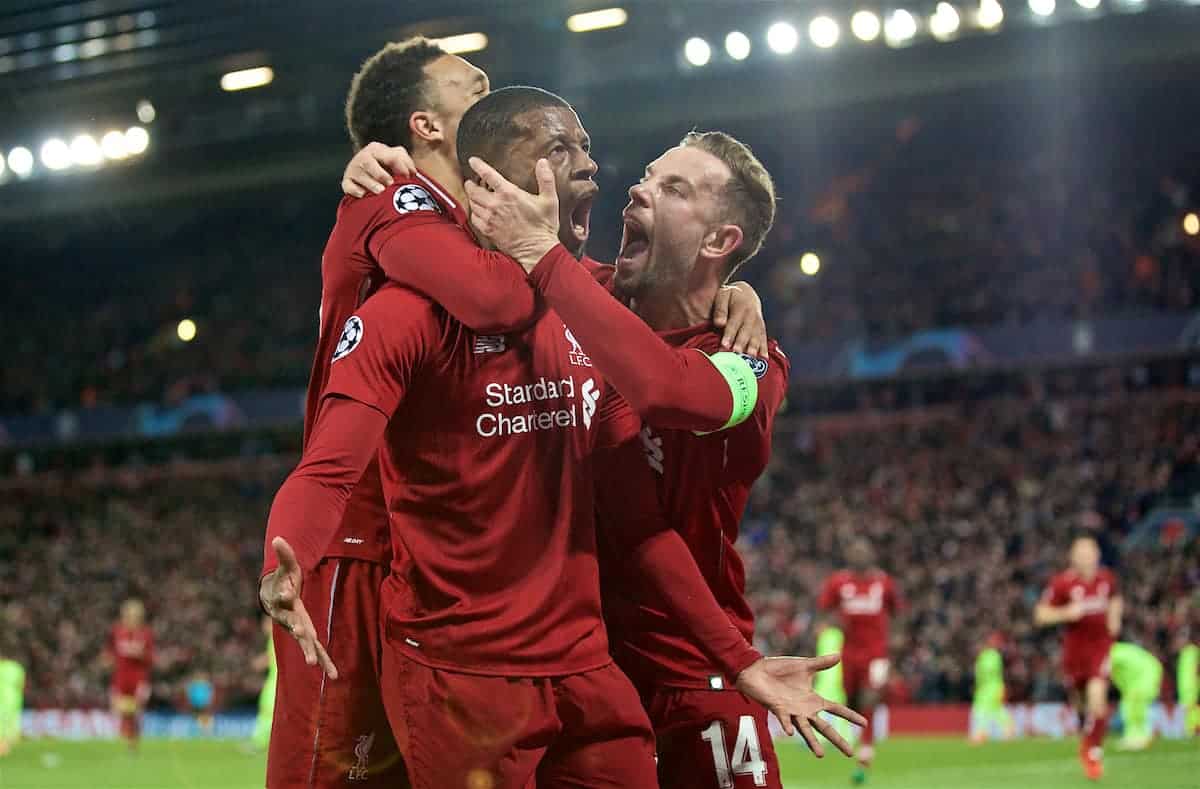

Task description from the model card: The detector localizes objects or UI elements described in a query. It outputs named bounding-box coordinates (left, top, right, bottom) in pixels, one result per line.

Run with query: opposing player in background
left=467, top=130, right=866, bottom=788
left=1035, top=535, right=1122, bottom=781
left=969, top=632, right=1014, bottom=744
left=817, top=539, right=903, bottom=784
left=105, top=599, right=153, bottom=751
left=1109, top=641, right=1162, bottom=751
left=0, top=641, right=24, bottom=757
left=1180, top=638, right=1199, bottom=736
left=250, top=617, right=276, bottom=751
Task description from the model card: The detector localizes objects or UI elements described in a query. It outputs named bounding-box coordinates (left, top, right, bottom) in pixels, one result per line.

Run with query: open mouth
left=617, top=216, right=651, bottom=264
left=567, top=193, right=594, bottom=249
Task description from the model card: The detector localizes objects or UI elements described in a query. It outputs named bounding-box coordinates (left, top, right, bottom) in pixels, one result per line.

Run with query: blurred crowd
left=3, top=387, right=1197, bottom=709
left=742, top=389, right=1200, bottom=703
left=2, top=86, right=1198, bottom=414
left=0, top=461, right=287, bottom=710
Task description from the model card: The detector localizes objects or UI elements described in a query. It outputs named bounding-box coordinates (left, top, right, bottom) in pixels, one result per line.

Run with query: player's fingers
left=772, top=707, right=795, bottom=737
left=469, top=157, right=510, bottom=193
left=341, top=177, right=366, bottom=199
left=747, top=326, right=768, bottom=359
left=795, top=720, right=824, bottom=758
left=313, top=639, right=339, bottom=680
left=357, top=159, right=392, bottom=193
left=825, top=702, right=868, bottom=728
left=534, top=159, right=557, bottom=200
left=813, top=717, right=855, bottom=758
left=464, top=180, right=499, bottom=211
left=382, top=146, right=415, bottom=177
left=808, top=652, right=842, bottom=671
left=729, top=320, right=756, bottom=356
left=713, top=290, right=732, bottom=331
left=272, top=537, right=299, bottom=572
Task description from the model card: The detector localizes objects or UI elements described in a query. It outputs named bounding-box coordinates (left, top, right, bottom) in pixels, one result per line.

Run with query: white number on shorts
left=869, top=658, right=891, bottom=689
left=700, top=717, right=768, bottom=788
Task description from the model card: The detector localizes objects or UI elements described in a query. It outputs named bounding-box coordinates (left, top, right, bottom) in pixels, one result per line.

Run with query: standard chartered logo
left=475, top=376, right=598, bottom=437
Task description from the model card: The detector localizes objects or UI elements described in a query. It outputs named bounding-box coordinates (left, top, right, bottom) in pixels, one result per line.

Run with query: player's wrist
left=517, top=235, right=562, bottom=273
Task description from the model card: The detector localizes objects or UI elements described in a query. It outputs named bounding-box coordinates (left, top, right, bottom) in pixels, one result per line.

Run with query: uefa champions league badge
left=393, top=184, right=441, bottom=215
left=738, top=353, right=769, bottom=379
left=332, top=316, right=364, bottom=362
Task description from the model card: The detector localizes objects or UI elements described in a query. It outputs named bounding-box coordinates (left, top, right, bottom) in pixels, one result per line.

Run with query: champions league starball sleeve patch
left=738, top=353, right=769, bottom=379
left=392, top=184, right=441, bottom=215
left=332, top=316, right=364, bottom=362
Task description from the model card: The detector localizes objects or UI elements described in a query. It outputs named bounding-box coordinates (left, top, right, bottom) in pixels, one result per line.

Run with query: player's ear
left=701, top=224, right=742, bottom=261
left=410, top=111, right=444, bottom=145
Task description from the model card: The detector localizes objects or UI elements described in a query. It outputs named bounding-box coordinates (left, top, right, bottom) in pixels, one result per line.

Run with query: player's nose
left=628, top=181, right=649, bottom=207
left=572, top=151, right=598, bottom=180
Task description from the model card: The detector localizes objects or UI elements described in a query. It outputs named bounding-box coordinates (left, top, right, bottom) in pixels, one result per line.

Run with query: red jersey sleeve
left=594, top=387, right=642, bottom=450
left=363, top=186, right=539, bottom=334
left=1041, top=575, right=1068, bottom=606
left=529, top=245, right=744, bottom=433
left=596, top=439, right=762, bottom=680
left=817, top=576, right=840, bottom=611
left=727, top=342, right=790, bottom=481
left=263, top=286, right=442, bottom=576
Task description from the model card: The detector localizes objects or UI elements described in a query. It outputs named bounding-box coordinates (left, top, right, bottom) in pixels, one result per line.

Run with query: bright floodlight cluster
left=679, top=0, right=1155, bottom=67
left=2, top=126, right=150, bottom=182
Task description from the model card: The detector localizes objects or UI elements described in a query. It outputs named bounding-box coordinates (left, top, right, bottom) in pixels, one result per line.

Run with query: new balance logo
left=581, top=378, right=599, bottom=428
left=639, top=426, right=665, bottom=474
left=474, top=335, right=506, bottom=354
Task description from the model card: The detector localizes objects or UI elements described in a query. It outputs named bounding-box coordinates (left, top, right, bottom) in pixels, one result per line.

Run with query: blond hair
left=680, top=131, right=777, bottom=278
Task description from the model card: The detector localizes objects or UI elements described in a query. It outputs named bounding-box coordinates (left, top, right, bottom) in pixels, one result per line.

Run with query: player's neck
left=413, top=151, right=469, bottom=211
left=631, top=280, right=719, bottom=333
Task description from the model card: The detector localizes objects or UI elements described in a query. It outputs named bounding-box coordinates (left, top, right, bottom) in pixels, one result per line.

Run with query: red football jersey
left=322, top=282, right=639, bottom=676
left=817, top=570, right=901, bottom=659
left=598, top=326, right=789, bottom=690
left=1040, top=568, right=1119, bottom=661
left=107, top=624, right=153, bottom=675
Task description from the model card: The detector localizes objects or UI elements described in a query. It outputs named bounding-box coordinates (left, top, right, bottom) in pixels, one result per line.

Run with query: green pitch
left=0, top=737, right=1196, bottom=788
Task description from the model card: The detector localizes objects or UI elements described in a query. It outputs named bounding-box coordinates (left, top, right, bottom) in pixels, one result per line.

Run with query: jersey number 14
left=700, top=716, right=768, bottom=788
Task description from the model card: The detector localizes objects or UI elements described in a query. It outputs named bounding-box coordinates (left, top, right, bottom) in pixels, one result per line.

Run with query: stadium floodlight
left=70, top=134, right=103, bottom=166
left=1075, top=0, right=1100, bottom=8
left=930, top=3, right=962, bottom=40
left=725, top=31, right=751, bottom=60
left=40, top=138, right=72, bottom=170
left=566, top=8, right=627, bottom=32
left=1028, top=0, right=1056, bottom=17
left=79, top=38, right=107, bottom=59
left=177, top=319, right=197, bottom=343
left=809, top=16, right=840, bottom=49
left=8, top=146, right=33, bottom=177
left=220, top=66, right=274, bottom=92
left=0, top=152, right=5, bottom=179
left=851, top=10, right=882, bottom=42
left=884, top=9, right=919, bottom=46
left=1185, top=212, right=1200, bottom=237
left=977, top=0, right=1005, bottom=28
left=101, top=130, right=129, bottom=160
left=124, top=126, right=150, bottom=155
left=684, top=37, right=712, bottom=66
left=137, top=99, right=156, bottom=124
left=800, top=252, right=821, bottom=276
left=766, top=22, right=800, bottom=54
left=432, top=32, right=488, bottom=54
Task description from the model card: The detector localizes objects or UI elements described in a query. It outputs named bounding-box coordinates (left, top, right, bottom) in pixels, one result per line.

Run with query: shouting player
left=105, top=599, right=153, bottom=751
left=262, top=86, right=860, bottom=788
left=263, top=37, right=768, bottom=789
left=467, top=130, right=866, bottom=785
left=1035, top=535, right=1122, bottom=780
left=817, top=539, right=903, bottom=784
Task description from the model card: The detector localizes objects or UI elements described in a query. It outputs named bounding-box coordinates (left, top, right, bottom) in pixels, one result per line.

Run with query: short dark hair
left=679, top=131, right=776, bottom=278
left=456, top=86, right=571, bottom=177
left=344, top=37, right=446, bottom=151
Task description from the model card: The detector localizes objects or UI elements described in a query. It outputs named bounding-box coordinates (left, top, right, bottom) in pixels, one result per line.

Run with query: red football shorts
left=1063, top=647, right=1111, bottom=692
left=645, top=686, right=782, bottom=789
left=110, top=672, right=149, bottom=704
left=266, top=558, right=407, bottom=789
left=380, top=647, right=657, bottom=789
left=842, top=653, right=890, bottom=700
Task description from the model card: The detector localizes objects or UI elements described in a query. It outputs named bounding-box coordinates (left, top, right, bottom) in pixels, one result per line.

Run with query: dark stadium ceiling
left=2, top=0, right=1200, bottom=218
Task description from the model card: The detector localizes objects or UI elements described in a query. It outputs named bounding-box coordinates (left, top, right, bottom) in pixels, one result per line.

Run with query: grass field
left=0, top=736, right=1195, bottom=788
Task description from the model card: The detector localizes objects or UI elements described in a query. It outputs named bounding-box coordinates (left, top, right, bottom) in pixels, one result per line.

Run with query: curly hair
left=344, top=37, right=446, bottom=151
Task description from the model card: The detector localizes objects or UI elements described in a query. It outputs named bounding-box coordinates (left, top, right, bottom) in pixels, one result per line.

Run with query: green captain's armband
left=694, top=351, right=760, bottom=435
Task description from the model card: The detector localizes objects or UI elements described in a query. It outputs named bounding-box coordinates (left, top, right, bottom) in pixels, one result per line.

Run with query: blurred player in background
left=105, top=599, right=153, bottom=751
left=250, top=616, right=276, bottom=751
left=1179, top=637, right=1199, bottom=736
left=0, top=641, right=25, bottom=757
left=818, top=539, right=903, bottom=784
left=1035, top=535, right=1122, bottom=781
left=969, top=632, right=1014, bottom=744
left=1109, top=641, right=1162, bottom=751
